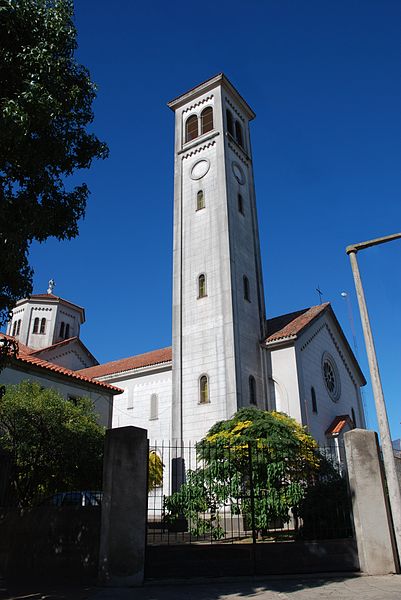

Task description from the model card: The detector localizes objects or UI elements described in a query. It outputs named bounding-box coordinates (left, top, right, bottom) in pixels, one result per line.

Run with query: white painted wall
left=1, top=365, right=113, bottom=427
left=269, top=345, right=303, bottom=422
left=101, top=366, right=172, bottom=443
left=296, top=312, right=365, bottom=445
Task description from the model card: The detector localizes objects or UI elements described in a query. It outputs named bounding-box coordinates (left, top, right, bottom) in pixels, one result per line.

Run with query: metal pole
left=347, top=249, right=401, bottom=561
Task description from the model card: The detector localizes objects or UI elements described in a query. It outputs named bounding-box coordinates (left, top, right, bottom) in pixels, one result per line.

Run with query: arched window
left=201, top=107, right=213, bottom=135
left=16, top=320, right=21, bottom=335
left=199, top=375, right=209, bottom=404
left=59, top=322, right=65, bottom=338
left=235, top=120, right=244, bottom=148
left=185, top=114, right=198, bottom=143
left=243, top=275, right=250, bottom=302
left=238, top=193, right=244, bottom=214
left=40, top=318, right=46, bottom=334
left=196, top=190, right=205, bottom=211
left=150, top=393, right=159, bottom=420
left=249, top=376, right=257, bottom=405
left=311, top=387, right=318, bottom=413
left=33, top=317, right=39, bottom=334
left=65, top=323, right=70, bottom=338
left=12, top=321, right=17, bottom=336
left=198, top=274, right=207, bottom=298
left=351, top=407, right=357, bottom=427
left=226, top=109, right=234, bottom=136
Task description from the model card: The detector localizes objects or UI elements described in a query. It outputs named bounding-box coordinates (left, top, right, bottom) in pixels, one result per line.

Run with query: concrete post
left=344, top=429, right=399, bottom=575
left=98, top=426, right=148, bottom=586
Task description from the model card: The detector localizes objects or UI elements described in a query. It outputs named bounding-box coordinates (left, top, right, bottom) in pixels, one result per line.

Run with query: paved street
left=2, top=575, right=401, bottom=600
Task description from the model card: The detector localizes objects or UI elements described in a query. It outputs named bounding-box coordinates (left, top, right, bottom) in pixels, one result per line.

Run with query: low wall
left=0, top=506, right=100, bottom=580
left=146, top=539, right=359, bottom=579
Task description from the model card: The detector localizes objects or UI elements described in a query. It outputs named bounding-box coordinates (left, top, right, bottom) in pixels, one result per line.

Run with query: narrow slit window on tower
left=351, top=407, right=357, bottom=427
left=33, top=317, right=39, bottom=334
left=243, top=275, right=250, bottom=302
left=59, top=322, right=65, bottom=338
left=201, top=107, right=213, bottom=134
left=199, top=375, right=209, bottom=404
left=65, top=323, right=70, bottom=338
left=185, top=114, right=198, bottom=143
left=235, top=120, right=244, bottom=148
left=12, top=321, right=17, bottom=336
left=150, top=393, right=159, bottom=420
left=238, top=193, right=244, bottom=214
left=311, top=387, right=318, bottom=413
left=249, top=376, right=257, bottom=405
left=198, top=274, right=207, bottom=298
left=226, top=109, right=234, bottom=136
left=196, top=190, right=205, bottom=211
left=40, top=318, right=46, bottom=335
left=16, top=320, right=21, bottom=336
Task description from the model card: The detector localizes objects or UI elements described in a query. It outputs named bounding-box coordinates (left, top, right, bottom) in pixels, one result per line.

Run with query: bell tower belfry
left=168, top=74, right=266, bottom=443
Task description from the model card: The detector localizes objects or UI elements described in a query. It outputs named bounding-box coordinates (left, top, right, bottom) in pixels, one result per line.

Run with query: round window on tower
left=321, top=352, right=341, bottom=402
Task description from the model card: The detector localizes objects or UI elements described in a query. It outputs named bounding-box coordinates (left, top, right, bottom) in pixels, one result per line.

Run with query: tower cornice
left=167, top=73, right=256, bottom=120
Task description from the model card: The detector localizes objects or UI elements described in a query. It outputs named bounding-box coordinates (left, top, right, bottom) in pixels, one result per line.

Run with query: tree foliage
left=0, top=380, right=105, bottom=505
left=0, top=0, right=108, bottom=327
left=165, top=408, right=321, bottom=540
left=148, top=450, right=163, bottom=492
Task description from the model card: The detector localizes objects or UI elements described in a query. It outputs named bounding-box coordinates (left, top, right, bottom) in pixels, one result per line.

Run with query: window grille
left=197, top=190, right=205, bottom=211
left=198, top=274, right=207, bottom=298
left=199, top=375, right=209, bottom=404
left=249, top=375, right=257, bottom=405
left=201, top=107, right=213, bottom=134
left=185, top=115, right=198, bottom=142
left=33, top=318, right=39, bottom=334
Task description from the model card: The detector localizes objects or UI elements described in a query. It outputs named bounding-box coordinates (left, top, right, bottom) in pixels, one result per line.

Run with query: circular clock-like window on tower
left=190, top=159, right=210, bottom=180
left=321, top=352, right=341, bottom=402
left=232, top=162, right=245, bottom=185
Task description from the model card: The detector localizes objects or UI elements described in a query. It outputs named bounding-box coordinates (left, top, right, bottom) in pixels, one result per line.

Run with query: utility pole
left=346, top=232, right=401, bottom=564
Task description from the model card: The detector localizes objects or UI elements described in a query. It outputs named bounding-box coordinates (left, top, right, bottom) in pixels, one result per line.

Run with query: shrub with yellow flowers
left=165, top=408, right=322, bottom=540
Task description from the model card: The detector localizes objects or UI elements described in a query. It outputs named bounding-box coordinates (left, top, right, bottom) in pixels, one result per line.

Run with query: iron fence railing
left=147, top=441, right=353, bottom=545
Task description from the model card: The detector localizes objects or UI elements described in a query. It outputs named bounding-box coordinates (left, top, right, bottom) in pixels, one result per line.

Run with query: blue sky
left=19, top=1, right=401, bottom=439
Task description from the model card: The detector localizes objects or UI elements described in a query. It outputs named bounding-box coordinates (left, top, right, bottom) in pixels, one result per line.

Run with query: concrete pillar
left=98, top=426, right=148, bottom=586
left=344, top=429, right=399, bottom=575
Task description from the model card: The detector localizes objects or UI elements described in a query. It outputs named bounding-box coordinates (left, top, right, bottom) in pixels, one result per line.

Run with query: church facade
left=79, top=74, right=366, bottom=446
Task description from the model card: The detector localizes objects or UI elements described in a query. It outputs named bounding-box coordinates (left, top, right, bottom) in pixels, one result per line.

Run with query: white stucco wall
left=1, top=365, right=113, bottom=428
left=101, top=366, right=172, bottom=443
left=269, top=345, right=303, bottom=423
left=295, top=313, right=365, bottom=445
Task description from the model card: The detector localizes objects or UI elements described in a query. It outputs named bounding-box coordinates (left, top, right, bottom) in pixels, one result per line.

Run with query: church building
left=3, top=75, right=366, bottom=447
left=78, top=74, right=366, bottom=446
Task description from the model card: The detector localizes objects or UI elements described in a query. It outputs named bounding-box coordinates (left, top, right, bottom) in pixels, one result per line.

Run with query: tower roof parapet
left=167, top=73, right=256, bottom=120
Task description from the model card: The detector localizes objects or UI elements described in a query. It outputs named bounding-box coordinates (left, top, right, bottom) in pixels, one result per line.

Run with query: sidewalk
left=92, top=575, right=401, bottom=600
left=2, top=575, right=401, bottom=600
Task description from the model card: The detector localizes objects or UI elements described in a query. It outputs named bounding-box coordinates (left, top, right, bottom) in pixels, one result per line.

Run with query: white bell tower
left=168, top=74, right=267, bottom=443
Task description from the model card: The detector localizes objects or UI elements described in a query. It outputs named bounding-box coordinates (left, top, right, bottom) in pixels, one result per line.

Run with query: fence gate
left=145, top=441, right=359, bottom=579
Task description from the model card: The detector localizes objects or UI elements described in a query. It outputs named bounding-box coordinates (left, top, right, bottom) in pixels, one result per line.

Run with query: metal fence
left=147, top=441, right=353, bottom=545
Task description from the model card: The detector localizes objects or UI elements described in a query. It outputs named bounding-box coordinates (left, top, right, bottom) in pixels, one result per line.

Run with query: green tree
left=148, top=450, right=163, bottom=492
left=165, top=408, right=320, bottom=540
left=0, top=380, right=105, bottom=505
left=0, top=0, right=108, bottom=329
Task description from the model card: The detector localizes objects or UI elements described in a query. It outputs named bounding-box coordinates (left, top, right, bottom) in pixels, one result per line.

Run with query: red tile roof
left=1, top=334, right=122, bottom=394
left=264, top=303, right=330, bottom=344
left=325, top=415, right=355, bottom=436
left=79, top=347, right=172, bottom=379
left=29, top=293, right=60, bottom=300
left=29, top=336, right=98, bottom=365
